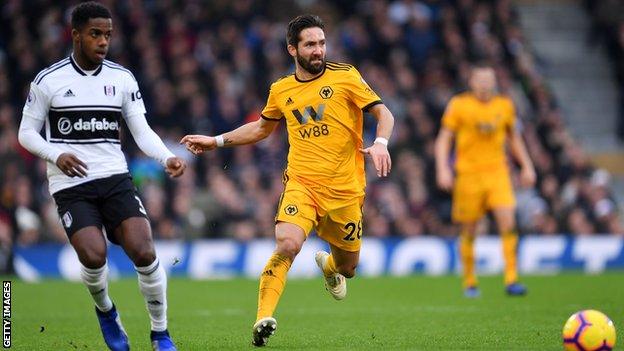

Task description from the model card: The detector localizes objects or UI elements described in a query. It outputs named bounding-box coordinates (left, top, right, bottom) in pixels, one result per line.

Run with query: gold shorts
left=452, top=168, right=515, bottom=223
left=275, top=178, right=364, bottom=252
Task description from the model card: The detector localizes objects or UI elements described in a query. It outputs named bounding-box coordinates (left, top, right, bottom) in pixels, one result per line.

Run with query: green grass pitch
left=8, top=272, right=624, bottom=350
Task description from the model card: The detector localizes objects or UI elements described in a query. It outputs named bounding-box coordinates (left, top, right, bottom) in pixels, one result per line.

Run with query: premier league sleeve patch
left=25, top=89, right=36, bottom=106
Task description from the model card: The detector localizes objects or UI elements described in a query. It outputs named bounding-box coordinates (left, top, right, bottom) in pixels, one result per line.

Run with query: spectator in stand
left=0, top=0, right=621, bottom=245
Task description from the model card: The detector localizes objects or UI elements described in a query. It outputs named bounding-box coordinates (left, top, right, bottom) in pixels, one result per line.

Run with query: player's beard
left=297, top=53, right=325, bottom=75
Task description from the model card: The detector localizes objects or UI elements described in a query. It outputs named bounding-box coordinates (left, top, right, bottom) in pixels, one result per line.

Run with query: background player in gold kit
left=435, top=63, right=536, bottom=298
left=181, top=14, right=394, bottom=347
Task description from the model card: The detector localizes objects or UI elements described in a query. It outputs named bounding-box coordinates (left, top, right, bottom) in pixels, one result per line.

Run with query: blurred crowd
left=0, top=0, right=622, bottom=257
left=585, top=0, right=624, bottom=142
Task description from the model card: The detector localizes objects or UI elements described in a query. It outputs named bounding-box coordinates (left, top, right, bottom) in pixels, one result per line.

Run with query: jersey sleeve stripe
left=102, top=63, right=137, bottom=81
left=326, top=63, right=352, bottom=69
left=326, top=62, right=352, bottom=71
left=103, top=60, right=124, bottom=67
left=326, top=61, right=353, bottom=69
left=326, top=66, right=350, bottom=71
left=35, top=61, right=71, bottom=85
left=103, top=61, right=135, bottom=75
left=261, top=114, right=282, bottom=121
left=34, top=58, right=70, bottom=83
left=274, top=74, right=294, bottom=83
left=362, top=100, right=383, bottom=112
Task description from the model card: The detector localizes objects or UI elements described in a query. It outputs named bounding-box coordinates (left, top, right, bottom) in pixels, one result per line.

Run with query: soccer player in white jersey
left=17, top=3, right=183, bottom=350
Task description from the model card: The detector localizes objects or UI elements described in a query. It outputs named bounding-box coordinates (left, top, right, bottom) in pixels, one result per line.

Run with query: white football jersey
left=22, top=55, right=146, bottom=194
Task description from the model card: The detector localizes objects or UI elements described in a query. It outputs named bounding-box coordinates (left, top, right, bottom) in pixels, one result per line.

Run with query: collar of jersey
left=294, top=65, right=326, bottom=83
left=70, top=54, right=103, bottom=77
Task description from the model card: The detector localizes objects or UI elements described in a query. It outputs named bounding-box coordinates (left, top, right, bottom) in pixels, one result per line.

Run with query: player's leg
left=452, top=173, right=486, bottom=297
left=56, top=187, right=112, bottom=309
left=253, top=222, right=306, bottom=346
left=114, top=217, right=176, bottom=350
left=458, top=221, right=480, bottom=297
left=487, top=169, right=525, bottom=295
left=256, top=222, right=305, bottom=321
left=327, top=244, right=359, bottom=278
left=491, top=207, right=526, bottom=295
left=72, top=227, right=130, bottom=351
left=101, top=174, right=176, bottom=350
left=315, top=243, right=358, bottom=300
left=315, top=199, right=362, bottom=300
left=71, top=227, right=111, bottom=309
left=54, top=184, right=130, bottom=351
left=253, top=179, right=315, bottom=346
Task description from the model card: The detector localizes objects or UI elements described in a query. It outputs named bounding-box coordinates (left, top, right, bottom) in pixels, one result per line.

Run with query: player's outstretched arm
left=180, top=117, right=279, bottom=155
left=359, top=104, right=394, bottom=177
left=434, top=127, right=455, bottom=192
left=509, top=130, right=536, bottom=188
left=125, top=113, right=186, bottom=177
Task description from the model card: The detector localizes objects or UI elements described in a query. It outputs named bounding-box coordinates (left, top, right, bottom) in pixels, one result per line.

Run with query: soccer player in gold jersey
left=181, top=14, right=394, bottom=346
left=435, top=63, right=536, bottom=298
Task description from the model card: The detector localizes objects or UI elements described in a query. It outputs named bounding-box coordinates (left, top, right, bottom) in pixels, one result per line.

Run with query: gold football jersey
left=442, top=92, right=516, bottom=173
left=261, top=61, right=382, bottom=197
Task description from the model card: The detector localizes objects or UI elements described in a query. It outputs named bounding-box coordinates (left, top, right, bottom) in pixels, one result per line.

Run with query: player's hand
left=56, top=153, right=88, bottom=178
left=360, top=143, right=391, bottom=177
left=437, top=167, right=454, bottom=192
left=179, top=135, right=216, bottom=155
left=520, top=166, right=536, bottom=188
left=165, top=157, right=186, bottom=178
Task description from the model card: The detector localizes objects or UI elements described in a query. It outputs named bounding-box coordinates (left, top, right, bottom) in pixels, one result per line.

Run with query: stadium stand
left=0, top=0, right=621, bottom=264
left=584, top=0, right=624, bottom=142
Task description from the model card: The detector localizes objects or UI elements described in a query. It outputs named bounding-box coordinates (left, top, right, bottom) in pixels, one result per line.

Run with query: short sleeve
left=122, top=74, right=147, bottom=117
left=260, top=85, right=282, bottom=121
left=22, top=83, right=51, bottom=121
left=441, top=97, right=461, bottom=132
left=345, top=67, right=382, bottom=111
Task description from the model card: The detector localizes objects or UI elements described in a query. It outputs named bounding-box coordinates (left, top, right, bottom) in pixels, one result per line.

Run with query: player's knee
left=497, top=220, right=516, bottom=235
left=500, top=226, right=517, bottom=236
left=128, top=246, right=157, bottom=267
left=79, top=248, right=107, bottom=269
left=276, top=237, right=302, bottom=259
left=460, top=224, right=478, bottom=237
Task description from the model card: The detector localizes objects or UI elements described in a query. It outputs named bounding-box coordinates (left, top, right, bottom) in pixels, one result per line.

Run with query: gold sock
left=321, top=254, right=338, bottom=277
left=256, top=253, right=292, bottom=321
left=501, top=230, right=519, bottom=285
left=459, top=230, right=477, bottom=288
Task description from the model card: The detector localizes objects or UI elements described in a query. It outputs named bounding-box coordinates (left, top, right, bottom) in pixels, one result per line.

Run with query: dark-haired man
left=18, top=2, right=183, bottom=350
left=181, top=14, right=395, bottom=347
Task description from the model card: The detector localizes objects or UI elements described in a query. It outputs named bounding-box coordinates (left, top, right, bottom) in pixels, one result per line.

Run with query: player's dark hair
left=287, top=14, right=324, bottom=47
left=71, top=1, right=112, bottom=30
